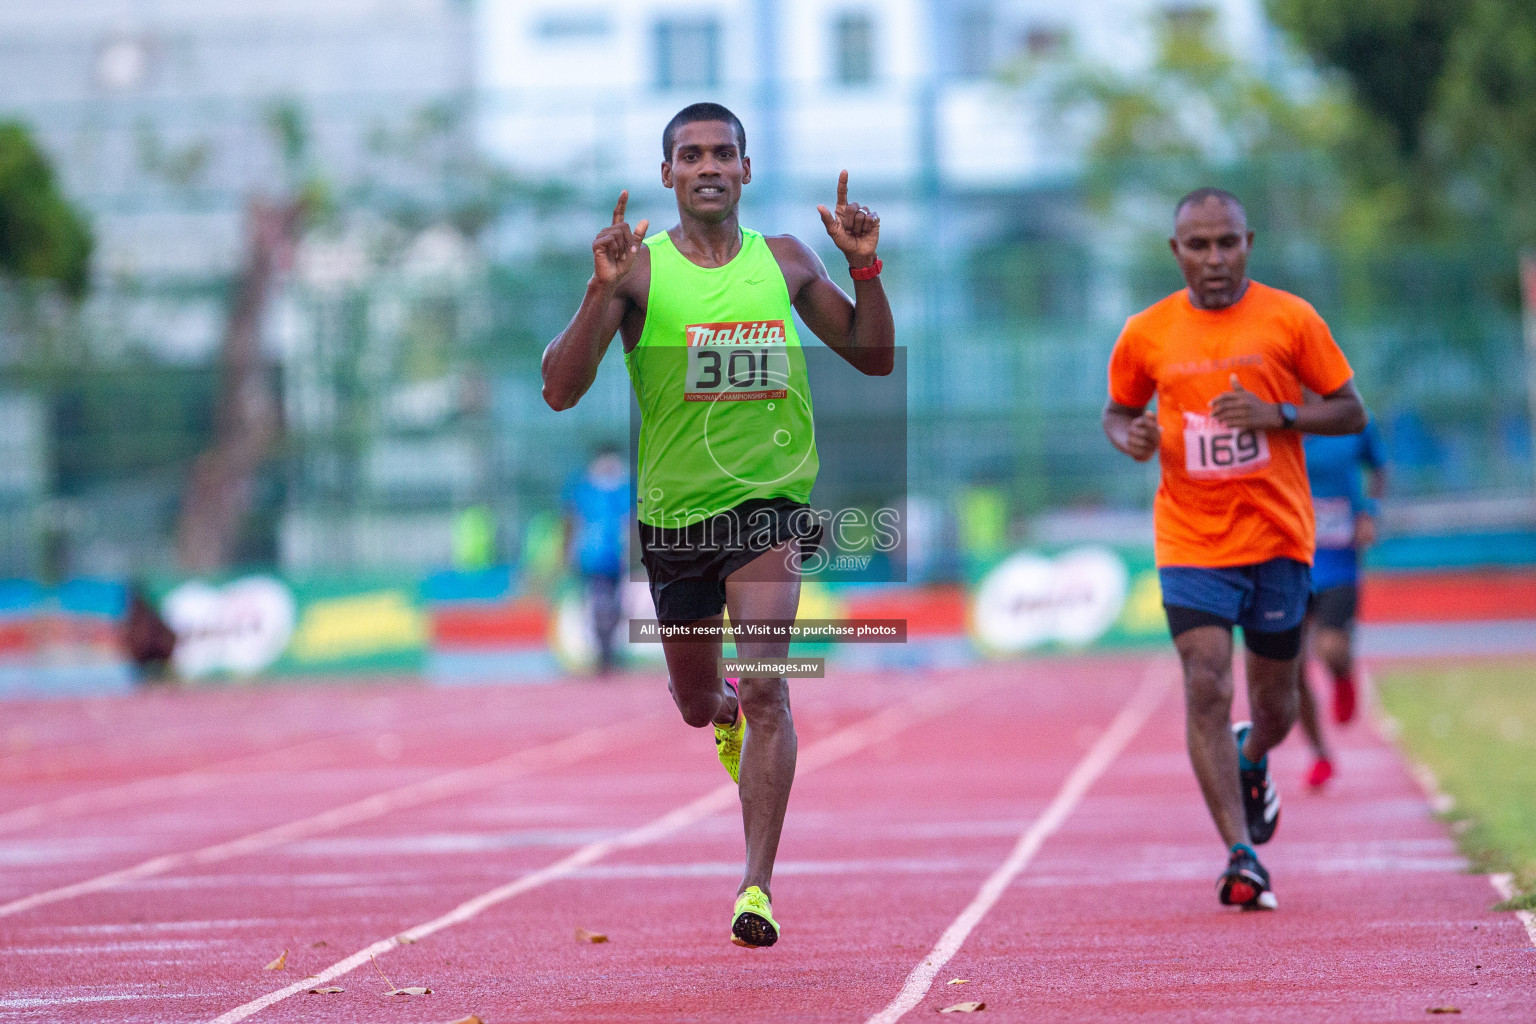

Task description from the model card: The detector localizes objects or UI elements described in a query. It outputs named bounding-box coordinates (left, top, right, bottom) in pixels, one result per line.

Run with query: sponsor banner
left=969, top=544, right=1167, bottom=655
left=158, top=574, right=427, bottom=680
left=283, top=581, right=426, bottom=674
left=162, top=576, right=297, bottom=679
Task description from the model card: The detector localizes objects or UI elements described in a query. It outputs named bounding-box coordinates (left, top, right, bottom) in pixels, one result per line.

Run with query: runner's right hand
left=592, top=191, right=649, bottom=287
left=1126, top=410, right=1161, bottom=461
left=1353, top=512, right=1377, bottom=549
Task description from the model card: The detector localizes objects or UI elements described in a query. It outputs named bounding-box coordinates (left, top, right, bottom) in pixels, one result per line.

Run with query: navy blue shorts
left=1159, top=558, right=1312, bottom=635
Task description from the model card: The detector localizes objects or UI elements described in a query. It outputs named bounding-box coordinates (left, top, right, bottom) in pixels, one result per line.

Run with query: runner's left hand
left=817, top=170, right=880, bottom=269
left=1211, top=374, right=1283, bottom=430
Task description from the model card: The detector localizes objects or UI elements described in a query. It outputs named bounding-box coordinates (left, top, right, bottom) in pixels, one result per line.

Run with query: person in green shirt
left=541, top=102, right=894, bottom=947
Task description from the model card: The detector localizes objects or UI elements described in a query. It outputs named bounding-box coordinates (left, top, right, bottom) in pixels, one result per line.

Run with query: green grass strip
left=1378, top=660, right=1536, bottom=908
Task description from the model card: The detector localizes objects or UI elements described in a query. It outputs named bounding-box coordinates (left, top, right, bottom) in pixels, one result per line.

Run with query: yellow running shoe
left=731, top=885, right=780, bottom=947
left=714, top=678, right=744, bottom=784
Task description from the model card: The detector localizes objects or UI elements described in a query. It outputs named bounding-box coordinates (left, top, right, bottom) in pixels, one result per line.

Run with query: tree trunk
left=175, top=199, right=301, bottom=573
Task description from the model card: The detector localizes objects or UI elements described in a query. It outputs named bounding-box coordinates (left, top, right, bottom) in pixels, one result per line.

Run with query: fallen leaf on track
left=1427, top=1009, right=1461, bottom=1015
left=385, top=986, right=432, bottom=996
left=310, top=940, right=327, bottom=948
left=396, top=934, right=417, bottom=944
left=307, top=986, right=344, bottom=995
left=368, top=953, right=398, bottom=994
left=939, top=1002, right=986, bottom=1013
left=947, top=979, right=971, bottom=985
left=445, top=1017, right=484, bottom=1024
left=263, top=950, right=288, bottom=971
left=574, top=928, right=609, bottom=944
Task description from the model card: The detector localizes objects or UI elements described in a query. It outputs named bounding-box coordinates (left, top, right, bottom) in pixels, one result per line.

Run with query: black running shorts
left=637, top=497, right=822, bottom=624
left=1309, top=583, right=1359, bottom=631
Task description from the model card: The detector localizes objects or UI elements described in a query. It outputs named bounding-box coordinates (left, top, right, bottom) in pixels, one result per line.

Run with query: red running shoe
left=1332, top=674, right=1357, bottom=725
left=1306, top=757, right=1334, bottom=790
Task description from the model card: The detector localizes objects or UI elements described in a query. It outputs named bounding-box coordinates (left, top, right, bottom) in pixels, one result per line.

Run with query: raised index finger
left=836, top=170, right=848, bottom=208
left=612, top=190, right=629, bottom=226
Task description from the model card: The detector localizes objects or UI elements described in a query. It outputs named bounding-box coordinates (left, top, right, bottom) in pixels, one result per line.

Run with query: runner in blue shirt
left=1297, top=419, right=1386, bottom=787
left=562, top=444, right=633, bottom=673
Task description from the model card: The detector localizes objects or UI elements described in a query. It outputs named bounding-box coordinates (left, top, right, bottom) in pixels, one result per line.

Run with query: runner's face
left=1170, top=199, right=1253, bottom=310
left=663, top=121, right=749, bottom=222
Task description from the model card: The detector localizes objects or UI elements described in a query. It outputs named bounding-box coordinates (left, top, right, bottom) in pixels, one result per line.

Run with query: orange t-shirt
left=1108, top=281, right=1354, bottom=569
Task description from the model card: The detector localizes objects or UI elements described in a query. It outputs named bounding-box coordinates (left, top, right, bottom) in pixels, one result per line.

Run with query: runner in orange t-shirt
left=1103, top=188, right=1366, bottom=911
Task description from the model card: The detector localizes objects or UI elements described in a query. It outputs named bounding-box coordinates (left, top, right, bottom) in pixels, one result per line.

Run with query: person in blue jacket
left=562, top=444, right=633, bottom=673
left=1298, top=417, right=1386, bottom=787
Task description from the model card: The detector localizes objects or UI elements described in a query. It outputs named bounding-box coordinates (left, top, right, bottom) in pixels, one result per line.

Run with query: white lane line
left=0, top=720, right=648, bottom=919
left=206, top=685, right=959, bottom=1024
left=865, top=661, right=1173, bottom=1024
left=0, top=699, right=510, bottom=834
left=0, top=733, right=357, bottom=836
left=1489, top=874, right=1536, bottom=947
left=0, top=721, right=197, bottom=777
left=565, top=856, right=992, bottom=880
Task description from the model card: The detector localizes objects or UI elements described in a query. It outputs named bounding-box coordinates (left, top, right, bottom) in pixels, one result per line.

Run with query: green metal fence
left=0, top=190, right=1528, bottom=580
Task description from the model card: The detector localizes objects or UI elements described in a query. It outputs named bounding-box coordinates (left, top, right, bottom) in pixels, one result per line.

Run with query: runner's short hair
left=1175, top=187, right=1246, bottom=221
left=662, top=103, right=747, bottom=161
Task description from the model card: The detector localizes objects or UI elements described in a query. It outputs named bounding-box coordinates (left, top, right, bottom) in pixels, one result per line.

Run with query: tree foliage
left=1437, top=1, right=1536, bottom=245
left=0, top=121, right=93, bottom=299
left=1267, top=0, right=1536, bottom=246
left=1024, top=8, right=1346, bottom=238
left=1075, top=10, right=1335, bottom=166
left=1265, top=0, right=1469, bottom=158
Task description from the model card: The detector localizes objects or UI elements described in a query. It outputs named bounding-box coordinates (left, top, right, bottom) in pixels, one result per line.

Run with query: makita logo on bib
left=685, top=320, right=786, bottom=347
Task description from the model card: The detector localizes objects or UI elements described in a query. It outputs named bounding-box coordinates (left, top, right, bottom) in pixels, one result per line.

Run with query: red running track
left=0, top=656, right=1531, bottom=1022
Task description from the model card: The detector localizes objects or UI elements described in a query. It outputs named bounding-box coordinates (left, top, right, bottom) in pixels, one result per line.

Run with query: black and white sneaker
left=1233, top=721, right=1280, bottom=845
left=1217, top=845, right=1277, bottom=910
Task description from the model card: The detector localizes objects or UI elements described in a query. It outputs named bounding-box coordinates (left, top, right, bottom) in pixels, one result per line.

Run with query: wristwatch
left=1277, top=402, right=1298, bottom=429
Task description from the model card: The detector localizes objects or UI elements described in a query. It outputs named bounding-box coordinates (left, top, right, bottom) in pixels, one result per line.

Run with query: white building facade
left=0, top=0, right=476, bottom=280
left=477, top=0, right=1276, bottom=202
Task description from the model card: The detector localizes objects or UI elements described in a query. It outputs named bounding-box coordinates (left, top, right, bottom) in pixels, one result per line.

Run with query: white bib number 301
left=1182, top=411, right=1270, bottom=478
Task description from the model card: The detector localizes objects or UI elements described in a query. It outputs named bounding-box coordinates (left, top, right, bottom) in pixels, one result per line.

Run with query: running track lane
left=879, top=661, right=1535, bottom=1022
left=0, top=683, right=467, bottom=793
left=0, top=681, right=672, bottom=906
left=0, top=688, right=569, bottom=835
left=0, top=719, right=660, bottom=919
left=0, top=668, right=968, bottom=1020
left=0, top=681, right=611, bottom=824
left=204, top=679, right=964, bottom=1023
left=1, top=657, right=1532, bottom=1022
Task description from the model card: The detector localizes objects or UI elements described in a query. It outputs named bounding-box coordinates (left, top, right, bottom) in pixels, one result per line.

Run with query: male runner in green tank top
left=541, top=102, right=894, bottom=947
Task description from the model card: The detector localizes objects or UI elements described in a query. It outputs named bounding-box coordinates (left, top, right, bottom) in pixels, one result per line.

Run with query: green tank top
left=624, top=228, right=818, bottom=527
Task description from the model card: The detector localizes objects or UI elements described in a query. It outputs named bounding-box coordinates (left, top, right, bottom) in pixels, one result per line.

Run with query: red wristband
left=849, top=257, right=882, bottom=281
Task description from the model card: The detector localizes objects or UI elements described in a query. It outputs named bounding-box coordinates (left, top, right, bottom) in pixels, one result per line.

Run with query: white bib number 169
left=1183, top=411, right=1270, bottom=478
